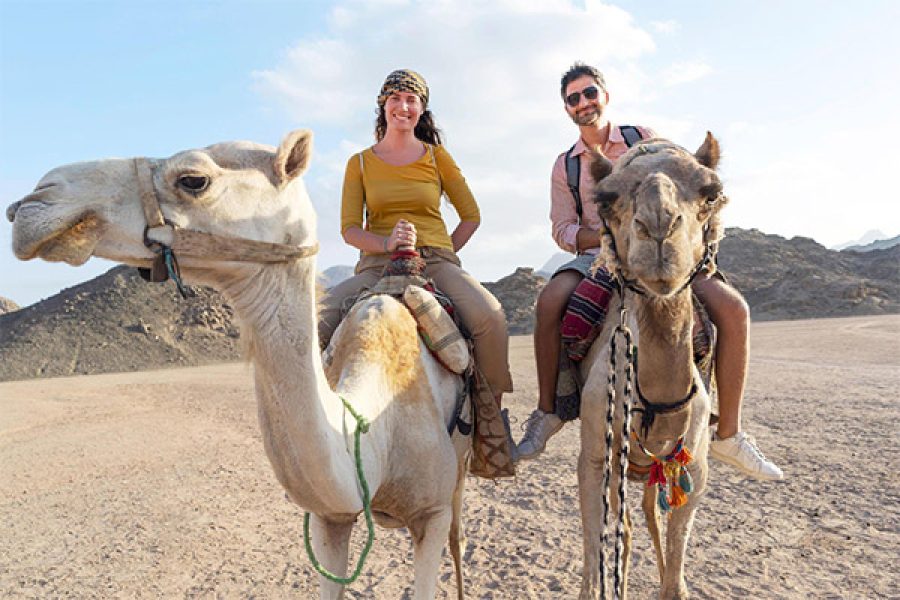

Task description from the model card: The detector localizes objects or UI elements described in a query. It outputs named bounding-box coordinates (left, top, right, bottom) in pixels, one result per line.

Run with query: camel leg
left=409, top=506, right=453, bottom=600
left=308, top=514, right=354, bottom=600
left=659, top=462, right=708, bottom=600
left=448, top=462, right=467, bottom=600
left=577, top=446, right=608, bottom=600
left=642, top=484, right=666, bottom=584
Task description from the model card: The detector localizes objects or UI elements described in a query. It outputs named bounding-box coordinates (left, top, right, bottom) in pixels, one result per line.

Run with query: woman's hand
left=386, top=219, right=417, bottom=252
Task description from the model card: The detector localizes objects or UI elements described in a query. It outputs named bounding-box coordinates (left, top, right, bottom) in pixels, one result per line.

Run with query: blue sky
left=2, top=0, right=898, bottom=307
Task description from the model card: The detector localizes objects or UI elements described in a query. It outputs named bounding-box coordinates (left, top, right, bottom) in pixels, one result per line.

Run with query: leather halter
left=599, top=140, right=723, bottom=297
left=132, top=158, right=319, bottom=291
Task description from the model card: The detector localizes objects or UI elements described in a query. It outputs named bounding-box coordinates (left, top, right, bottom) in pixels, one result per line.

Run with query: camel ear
left=589, top=147, right=614, bottom=182
left=275, top=129, right=313, bottom=184
left=695, top=132, right=720, bottom=170
left=587, top=148, right=620, bottom=219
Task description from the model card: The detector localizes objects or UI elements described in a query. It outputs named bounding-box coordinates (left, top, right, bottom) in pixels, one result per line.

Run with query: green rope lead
left=303, top=395, right=375, bottom=586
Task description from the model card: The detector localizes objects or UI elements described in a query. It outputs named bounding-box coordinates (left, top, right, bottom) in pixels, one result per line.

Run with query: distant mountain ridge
left=832, top=229, right=891, bottom=250
left=717, top=228, right=898, bottom=320
left=840, top=234, right=900, bottom=253
left=319, top=265, right=355, bottom=288
left=2, top=227, right=897, bottom=381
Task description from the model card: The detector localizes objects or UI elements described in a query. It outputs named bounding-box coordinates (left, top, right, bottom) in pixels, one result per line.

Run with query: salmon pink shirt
left=550, top=122, right=655, bottom=255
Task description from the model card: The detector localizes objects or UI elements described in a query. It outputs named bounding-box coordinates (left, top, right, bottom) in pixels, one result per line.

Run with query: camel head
left=7, top=130, right=316, bottom=283
left=589, top=133, right=728, bottom=297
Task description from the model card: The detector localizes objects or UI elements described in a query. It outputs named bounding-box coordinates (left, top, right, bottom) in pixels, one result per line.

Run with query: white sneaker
left=516, top=409, right=564, bottom=461
left=709, top=431, right=784, bottom=481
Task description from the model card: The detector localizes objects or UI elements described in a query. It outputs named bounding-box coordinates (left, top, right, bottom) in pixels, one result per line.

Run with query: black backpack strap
left=620, top=125, right=644, bottom=148
left=564, top=144, right=582, bottom=222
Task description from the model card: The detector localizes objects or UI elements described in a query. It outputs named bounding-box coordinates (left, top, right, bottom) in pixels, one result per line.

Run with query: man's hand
left=575, top=226, right=602, bottom=252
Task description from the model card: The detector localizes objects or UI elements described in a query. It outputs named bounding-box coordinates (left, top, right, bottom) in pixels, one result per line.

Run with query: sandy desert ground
left=2, top=315, right=898, bottom=599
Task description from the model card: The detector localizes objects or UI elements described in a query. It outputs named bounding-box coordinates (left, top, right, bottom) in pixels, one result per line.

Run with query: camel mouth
left=641, top=278, right=675, bottom=296
left=12, top=206, right=106, bottom=266
left=634, top=272, right=690, bottom=298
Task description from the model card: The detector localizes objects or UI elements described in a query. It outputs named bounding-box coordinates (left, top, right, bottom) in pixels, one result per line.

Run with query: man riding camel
left=516, top=62, right=783, bottom=482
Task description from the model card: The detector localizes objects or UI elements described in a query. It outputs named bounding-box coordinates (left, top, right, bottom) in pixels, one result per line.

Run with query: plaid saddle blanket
left=554, top=267, right=715, bottom=421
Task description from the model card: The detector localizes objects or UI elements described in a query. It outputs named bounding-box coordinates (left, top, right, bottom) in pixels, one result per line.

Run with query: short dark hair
left=560, top=62, right=607, bottom=98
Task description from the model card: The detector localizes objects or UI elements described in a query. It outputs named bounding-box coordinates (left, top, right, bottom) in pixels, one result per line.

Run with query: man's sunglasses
left=565, top=85, right=601, bottom=108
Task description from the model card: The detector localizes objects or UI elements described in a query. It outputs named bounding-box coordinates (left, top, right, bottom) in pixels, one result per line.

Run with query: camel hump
left=325, top=294, right=423, bottom=391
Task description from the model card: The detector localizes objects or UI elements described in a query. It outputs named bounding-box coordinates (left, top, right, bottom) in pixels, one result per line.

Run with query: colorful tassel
left=657, top=488, right=670, bottom=512
left=674, top=445, right=693, bottom=465
left=664, top=461, right=680, bottom=481
left=634, top=435, right=696, bottom=514
left=649, top=462, right=666, bottom=486
left=670, top=485, right=688, bottom=508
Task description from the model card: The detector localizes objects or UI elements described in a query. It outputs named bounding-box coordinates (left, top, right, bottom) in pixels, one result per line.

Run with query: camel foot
left=578, top=587, right=598, bottom=600
left=660, top=580, right=689, bottom=600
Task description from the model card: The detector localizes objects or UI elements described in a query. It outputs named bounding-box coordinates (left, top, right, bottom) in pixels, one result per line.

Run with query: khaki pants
left=319, top=247, right=513, bottom=396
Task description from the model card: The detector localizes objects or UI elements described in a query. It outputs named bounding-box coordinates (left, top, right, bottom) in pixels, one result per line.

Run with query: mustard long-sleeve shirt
left=341, top=144, right=480, bottom=253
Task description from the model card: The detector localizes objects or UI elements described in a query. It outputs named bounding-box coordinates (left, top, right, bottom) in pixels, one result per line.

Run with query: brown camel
left=577, top=134, right=726, bottom=599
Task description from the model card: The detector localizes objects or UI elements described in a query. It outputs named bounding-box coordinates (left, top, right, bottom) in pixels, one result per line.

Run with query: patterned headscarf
left=377, top=69, right=429, bottom=107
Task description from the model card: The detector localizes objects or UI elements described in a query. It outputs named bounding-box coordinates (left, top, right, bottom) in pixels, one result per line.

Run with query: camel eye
left=177, top=175, right=210, bottom=193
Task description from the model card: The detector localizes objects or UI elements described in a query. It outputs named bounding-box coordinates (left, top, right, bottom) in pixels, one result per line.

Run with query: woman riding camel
left=319, top=68, right=514, bottom=413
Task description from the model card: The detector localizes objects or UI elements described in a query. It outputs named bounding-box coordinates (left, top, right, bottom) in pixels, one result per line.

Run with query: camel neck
left=633, top=290, right=695, bottom=404
left=218, top=260, right=362, bottom=515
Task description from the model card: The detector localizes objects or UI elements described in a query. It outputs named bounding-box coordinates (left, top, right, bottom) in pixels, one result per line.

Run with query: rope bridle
left=133, top=158, right=319, bottom=296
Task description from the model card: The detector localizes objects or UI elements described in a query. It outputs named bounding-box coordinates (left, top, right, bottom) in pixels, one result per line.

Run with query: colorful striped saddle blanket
left=554, top=267, right=715, bottom=421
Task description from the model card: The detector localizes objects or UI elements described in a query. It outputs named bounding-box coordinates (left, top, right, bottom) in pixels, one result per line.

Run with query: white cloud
left=651, top=19, right=680, bottom=34
left=252, top=0, right=660, bottom=279
left=660, top=61, right=713, bottom=87
left=720, top=121, right=900, bottom=248
left=254, top=3, right=900, bottom=277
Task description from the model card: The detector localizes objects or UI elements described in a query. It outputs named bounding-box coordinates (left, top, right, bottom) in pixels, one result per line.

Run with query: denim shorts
left=552, top=253, right=598, bottom=279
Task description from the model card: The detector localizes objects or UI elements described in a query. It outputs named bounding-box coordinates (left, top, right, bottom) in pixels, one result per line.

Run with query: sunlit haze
left=2, top=0, right=898, bottom=306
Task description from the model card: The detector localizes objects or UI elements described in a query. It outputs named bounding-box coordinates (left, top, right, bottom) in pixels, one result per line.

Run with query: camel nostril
left=6, top=200, right=22, bottom=223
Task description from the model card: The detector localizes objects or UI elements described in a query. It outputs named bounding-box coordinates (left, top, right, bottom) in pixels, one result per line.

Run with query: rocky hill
left=1, top=228, right=897, bottom=381
left=319, top=265, right=355, bottom=288
left=0, top=267, right=240, bottom=381
left=0, top=297, right=19, bottom=315
left=718, top=228, right=899, bottom=320
left=483, top=268, right=546, bottom=335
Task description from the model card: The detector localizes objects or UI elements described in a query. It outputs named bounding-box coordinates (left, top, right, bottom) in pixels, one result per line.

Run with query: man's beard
left=571, top=106, right=602, bottom=126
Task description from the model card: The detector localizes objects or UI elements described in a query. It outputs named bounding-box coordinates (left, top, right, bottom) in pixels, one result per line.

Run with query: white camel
left=577, top=135, right=725, bottom=599
left=7, top=130, right=469, bottom=599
